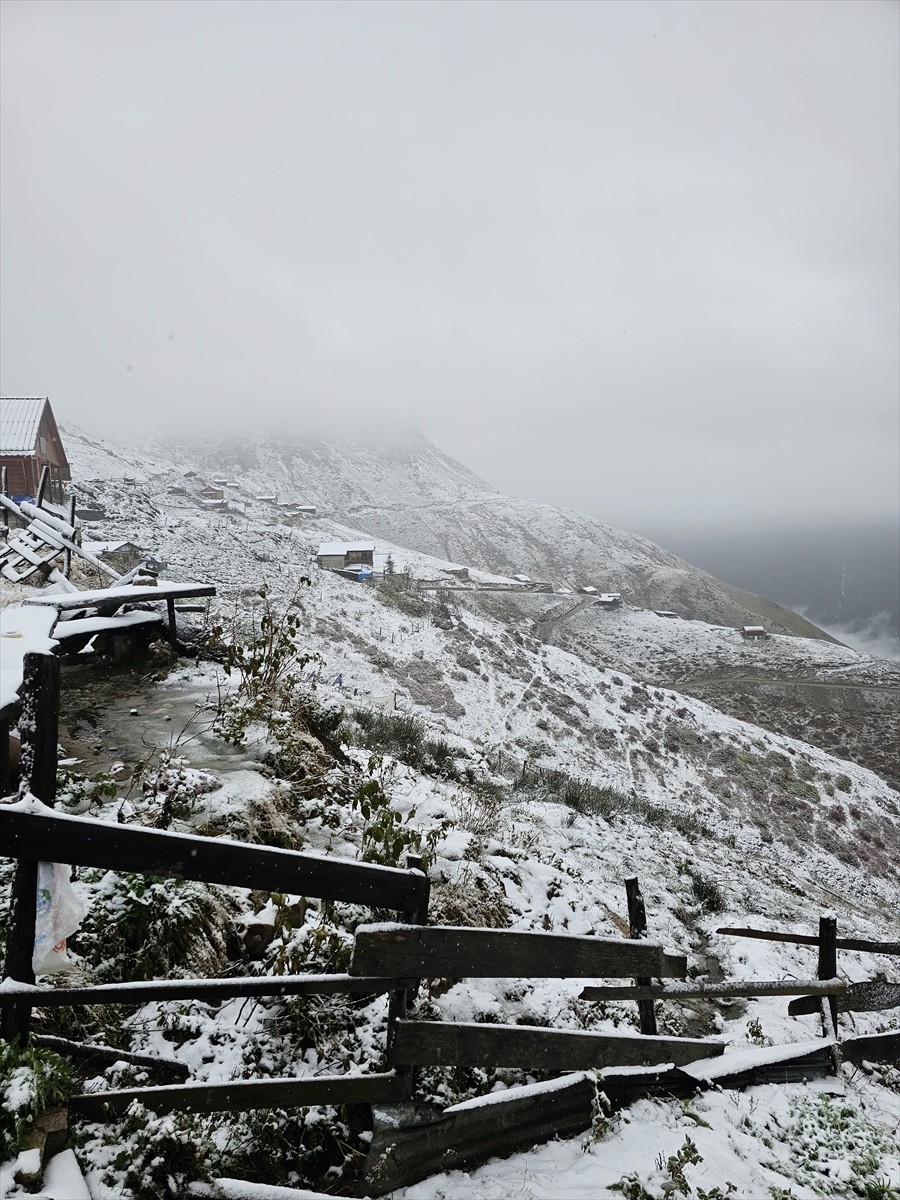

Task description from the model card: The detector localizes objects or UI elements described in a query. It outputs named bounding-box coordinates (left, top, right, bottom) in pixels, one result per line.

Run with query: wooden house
left=199, top=486, right=225, bottom=501
left=317, top=541, right=375, bottom=570
left=82, top=540, right=146, bottom=573
left=741, top=625, right=768, bottom=639
left=0, top=397, right=71, bottom=503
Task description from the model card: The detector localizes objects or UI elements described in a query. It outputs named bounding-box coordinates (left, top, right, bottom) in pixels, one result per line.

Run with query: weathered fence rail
left=0, top=972, right=418, bottom=1009
left=364, top=1039, right=841, bottom=1196
left=580, top=977, right=847, bottom=1002
left=716, top=925, right=900, bottom=956
left=350, top=923, right=687, bottom=979
left=389, top=1019, right=723, bottom=1070
left=0, top=807, right=427, bottom=913
left=70, top=1071, right=410, bottom=1121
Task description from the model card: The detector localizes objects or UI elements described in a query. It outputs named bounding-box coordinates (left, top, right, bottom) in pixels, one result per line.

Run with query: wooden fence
left=1, top=650, right=898, bottom=1197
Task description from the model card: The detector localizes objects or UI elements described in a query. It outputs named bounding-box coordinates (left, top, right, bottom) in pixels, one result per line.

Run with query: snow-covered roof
left=318, top=541, right=375, bottom=555
left=81, top=540, right=134, bottom=554
left=0, top=397, right=48, bottom=454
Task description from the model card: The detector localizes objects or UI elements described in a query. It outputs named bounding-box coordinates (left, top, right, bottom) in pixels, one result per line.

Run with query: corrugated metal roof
left=318, top=541, right=375, bottom=555
left=0, top=398, right=48, bottom=454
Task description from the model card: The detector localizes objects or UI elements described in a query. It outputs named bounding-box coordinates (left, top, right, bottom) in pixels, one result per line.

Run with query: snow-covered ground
left=1, top=436, right=897, bottom=1198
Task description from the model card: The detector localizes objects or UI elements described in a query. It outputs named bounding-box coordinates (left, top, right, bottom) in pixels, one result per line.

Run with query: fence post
left=35, top=465, right=50, bottom=509
left=386, top=854, right=430, bottom=1097
left=1, top=652, right=60, bottom=1044
left=817, top=915, right=839, bottom=1036
left=64, top=494, right=77, bottom=577
left=625, top=877, right=658, bottom=1036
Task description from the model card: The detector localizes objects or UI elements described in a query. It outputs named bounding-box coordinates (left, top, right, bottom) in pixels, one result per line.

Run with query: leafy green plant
left=0, top=1040, right=73, bottom=1160
left=210, top=583, right=314, bottom=746
left=353, top=765, right=423, bottom=868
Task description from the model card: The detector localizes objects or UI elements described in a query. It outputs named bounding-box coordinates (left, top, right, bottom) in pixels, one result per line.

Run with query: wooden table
left=24, top=582, right=215, bottom=643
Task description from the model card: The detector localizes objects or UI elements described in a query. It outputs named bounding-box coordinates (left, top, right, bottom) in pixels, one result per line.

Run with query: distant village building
left=654, top=610, right=679, bottom=618
left=741, top=625, right=768, bottom=639
left=82, top=540, right=146, bottom=573
left=445, top=566, right=469, bottom=579
left=199, top=486, right=225, bottom=501
left=295, top=504, right=317, bottom=517
left=317, top=541, right=375, bottom=570
left=0, top=397, right=71, bottom=503
left=578, top=585, right=598, bottom=595
left=596, top=593, right=623, bottom=608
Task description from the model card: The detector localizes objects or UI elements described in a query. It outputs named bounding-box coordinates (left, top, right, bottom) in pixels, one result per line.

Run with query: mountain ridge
left=63, top=423, right=840, bottom=643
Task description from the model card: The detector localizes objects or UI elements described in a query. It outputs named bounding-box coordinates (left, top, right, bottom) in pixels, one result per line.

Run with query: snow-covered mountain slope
left=35, top=466, right=899, bottom=897
left=61, top=423, right=837, bottom=639
left=5, top=441, right=898, bottom=1199
left=55, top=422, right=900, bottom=788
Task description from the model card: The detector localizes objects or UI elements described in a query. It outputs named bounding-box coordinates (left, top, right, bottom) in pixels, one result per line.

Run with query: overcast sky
left=1, top=0, right=897, bottom=531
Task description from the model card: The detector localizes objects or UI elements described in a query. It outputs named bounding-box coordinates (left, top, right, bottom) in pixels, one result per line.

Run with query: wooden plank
left=189, top=1181, right=336, bottom=1200
left=0, top=809, right=427, bottom=913
left=717, top=926, right=900, bottom=956
left=53, top=612, right=163, bottom=640
left=351, top=925, right=681, bottom=980
left=33, top=1035, right=190, bottom=1083
left=582, top=978, right=846, bottom=1002
left=69, top=1071, right=409, bottom=1119
left=841, top=1031, right=900, bottom=1065
left=23, top=582, right=215, bottom=610
left=366, top=1074, right=599, bottom=1195
left=366, top=1043, right=836, bottom=1196
left=0, top=716, right=9, bottom=793
left=625, top=876, right=657, bottom=1036
left=18, top=651, right=60, bottom=802
left=788, top=980, right=900, bottom=1016
left=35, top=465, right=49, bottom=509
left=0, top=972, right=417, bottom=1009
left=1, top=652, right=59, bottom=1043
left=389, top=1019, right=724, bottom=1070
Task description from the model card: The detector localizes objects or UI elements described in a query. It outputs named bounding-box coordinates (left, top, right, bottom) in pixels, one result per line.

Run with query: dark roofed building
left=0, top=397, right=71, bottom=503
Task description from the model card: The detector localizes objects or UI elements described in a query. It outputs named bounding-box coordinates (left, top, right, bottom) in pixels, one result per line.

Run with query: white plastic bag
left=33, top=862, right=85, bottom=975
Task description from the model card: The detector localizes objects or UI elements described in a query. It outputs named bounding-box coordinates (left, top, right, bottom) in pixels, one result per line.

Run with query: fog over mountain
left=638, top=517, right=900, bottom=661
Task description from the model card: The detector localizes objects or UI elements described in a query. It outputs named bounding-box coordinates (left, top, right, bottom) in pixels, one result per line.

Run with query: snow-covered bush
left=78, top=871, right=237, bottom=982
left=0, top=1040, right=72, bottom=1160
